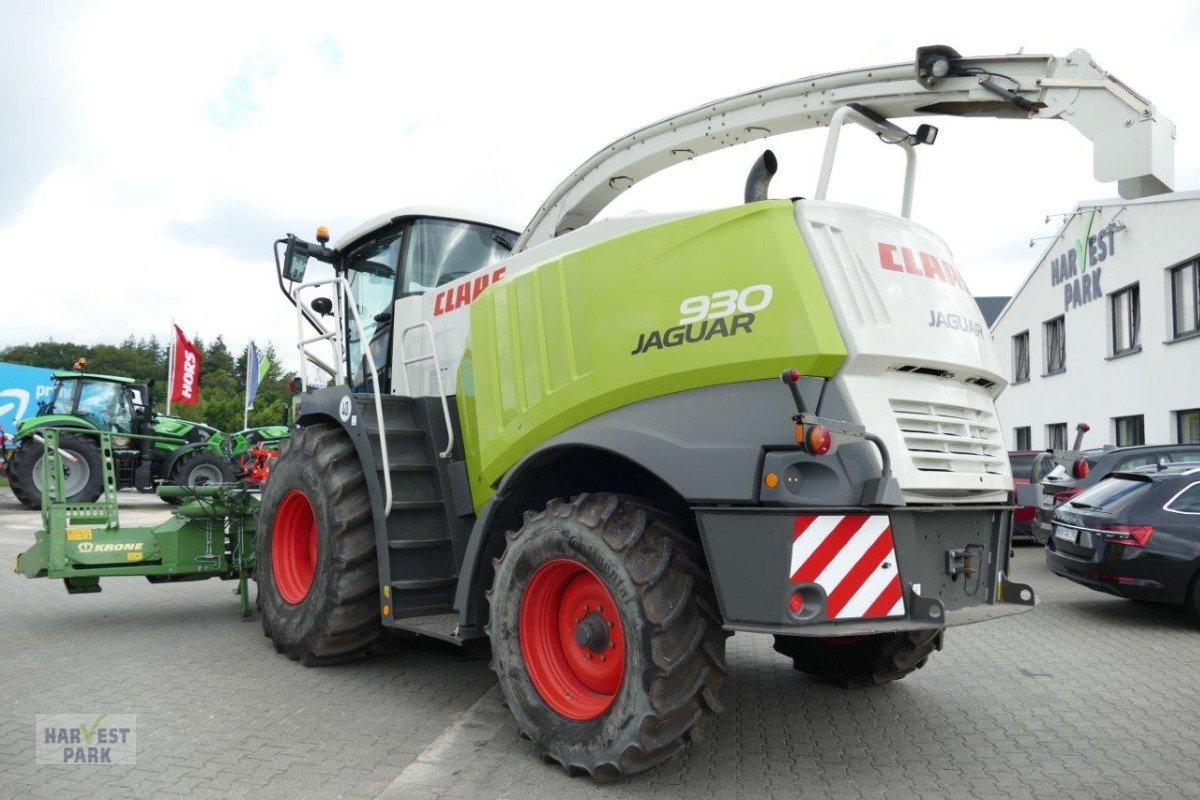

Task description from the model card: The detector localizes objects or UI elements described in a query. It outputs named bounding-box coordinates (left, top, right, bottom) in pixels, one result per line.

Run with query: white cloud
left=2, top=0, right=1199, bottom=369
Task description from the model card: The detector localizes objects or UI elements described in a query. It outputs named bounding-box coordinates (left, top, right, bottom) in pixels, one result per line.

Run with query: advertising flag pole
left=166, top=320, right=175, bottom=416
left=243, top=342, right=251, bottom=429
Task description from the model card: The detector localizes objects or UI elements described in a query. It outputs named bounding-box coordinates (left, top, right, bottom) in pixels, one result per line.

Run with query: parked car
left=1009, top=450, right=1043, bottom=541
left=1032, top=444, right=1200, bottom=544
left=1046, top=466, right=1200, bottom=618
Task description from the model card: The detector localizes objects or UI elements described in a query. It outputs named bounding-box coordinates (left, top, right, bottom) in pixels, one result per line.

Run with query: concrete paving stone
left=3, top=493, right=1199, bottom=798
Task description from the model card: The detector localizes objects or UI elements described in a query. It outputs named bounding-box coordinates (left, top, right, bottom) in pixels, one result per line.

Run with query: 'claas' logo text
left=877, top=243, right=970, bottom=295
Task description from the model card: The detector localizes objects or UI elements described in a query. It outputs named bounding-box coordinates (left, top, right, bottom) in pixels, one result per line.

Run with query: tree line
left=1, top=336, right=296, bottom=434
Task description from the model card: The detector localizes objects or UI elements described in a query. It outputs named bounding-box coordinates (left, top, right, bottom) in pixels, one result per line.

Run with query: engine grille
left=889, top=398, right=1006, bottom=475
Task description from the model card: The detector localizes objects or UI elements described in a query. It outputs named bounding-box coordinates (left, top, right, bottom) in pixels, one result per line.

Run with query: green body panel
left=14, top=414, right=94, bottom=438
left=458, top=202, right=847, bottom=510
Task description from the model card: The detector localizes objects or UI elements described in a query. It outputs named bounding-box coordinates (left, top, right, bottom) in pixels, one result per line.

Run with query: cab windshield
left=74, top=381, right=133, bottom=432
left=345, top=231, right=404, bottom=389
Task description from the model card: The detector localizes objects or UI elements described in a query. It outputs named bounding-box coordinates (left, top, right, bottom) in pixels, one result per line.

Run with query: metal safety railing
left=290, top=277, right=392, bottom=510
left=399, top=321, right=455, bottom=458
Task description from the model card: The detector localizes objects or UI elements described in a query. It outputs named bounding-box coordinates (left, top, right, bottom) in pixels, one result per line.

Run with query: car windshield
left=1068, top=475, right=1153, bottom=511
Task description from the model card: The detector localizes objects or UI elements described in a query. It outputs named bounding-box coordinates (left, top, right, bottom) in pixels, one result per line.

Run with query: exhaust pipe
left=744, top=149, right=777, bottom=203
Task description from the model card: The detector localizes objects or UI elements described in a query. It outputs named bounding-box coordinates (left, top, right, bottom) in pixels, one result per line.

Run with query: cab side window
left=402, top=219, right=512, bottom=294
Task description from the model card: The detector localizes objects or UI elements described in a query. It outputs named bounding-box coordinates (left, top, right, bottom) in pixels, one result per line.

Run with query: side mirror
left=310, top=296, right=333, bottom=317
left=283, top=236, right=311, bottom=282
left=287, top=376, right=303, bottom=394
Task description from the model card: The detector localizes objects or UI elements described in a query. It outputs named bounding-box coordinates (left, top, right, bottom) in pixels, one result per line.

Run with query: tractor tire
left=488, top=494, right=729, bottom=782
left=772, top=629, right=944, bottom=688
left=165, top=450, right=237, bottom=503
left=256, top=423, right=381, bottom=665
left=8, top=433, right=104, bottom=509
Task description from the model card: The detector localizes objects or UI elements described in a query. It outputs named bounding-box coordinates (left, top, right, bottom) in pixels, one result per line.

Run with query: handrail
left=400, top=321, right=455, bottom=458
left=815, top=105, right=918, bottom=218
left=289, top=277, right=392, bottom=511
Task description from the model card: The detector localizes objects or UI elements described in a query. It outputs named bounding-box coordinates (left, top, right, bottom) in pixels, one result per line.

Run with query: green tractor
left=7, top=371, right=244, bottom=508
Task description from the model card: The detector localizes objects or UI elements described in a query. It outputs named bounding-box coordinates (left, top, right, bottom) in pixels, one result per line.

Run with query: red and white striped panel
left=789, top=515, right=905, bottom=620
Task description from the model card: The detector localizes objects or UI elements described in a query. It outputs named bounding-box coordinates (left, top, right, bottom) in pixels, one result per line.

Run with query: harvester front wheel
left=772, top=629, right=944, bottom=688
left=256, top=423, right=381, bottom=665
left=8, top=433, right=104, bottom=509
left=488, top=494, right=728, bottom=782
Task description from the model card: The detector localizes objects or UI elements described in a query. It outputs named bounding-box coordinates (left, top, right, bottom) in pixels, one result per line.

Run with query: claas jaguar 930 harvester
left=260, top=46, right=1173, bottom=779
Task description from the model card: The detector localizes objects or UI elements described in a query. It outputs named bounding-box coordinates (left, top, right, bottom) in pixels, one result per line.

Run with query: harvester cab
left=252, top=45, right=1174, bottom=779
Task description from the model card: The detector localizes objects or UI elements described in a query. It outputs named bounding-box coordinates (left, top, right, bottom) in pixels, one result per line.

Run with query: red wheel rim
left=272, top=490, right=318, bottom=604
left=519, top=558, right=626, bottom=721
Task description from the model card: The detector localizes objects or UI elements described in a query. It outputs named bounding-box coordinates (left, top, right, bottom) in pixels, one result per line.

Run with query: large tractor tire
left=8, top=433, right=104, bottom=509
left=772, top=629, right=944, bottom=688
left=488, top=493, right=729, bottom=782
left=162, top=450, right=237, bottom=505
left=256, top=423, right=381, bottom=665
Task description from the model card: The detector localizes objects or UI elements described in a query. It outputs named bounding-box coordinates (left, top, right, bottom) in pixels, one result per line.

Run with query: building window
left=1114, top=415, right=1145, bottom=447
left=1046, top=423, right=1067, bottom=450
left=1110, top=283, right=1140, bottom=355
left=1012, top=331, right=1030, bottom=383
left=1043, top=316, right=1066, bottom=375
left=1014, top=426, right=1031, bottom=450
left=1171, top=260, right=1200, bottom=338
left=1177, top=409, right=1200, bottom=444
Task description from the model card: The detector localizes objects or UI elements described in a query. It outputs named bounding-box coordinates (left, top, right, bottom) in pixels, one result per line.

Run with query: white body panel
left=795, top=201, right=1010, bottom=503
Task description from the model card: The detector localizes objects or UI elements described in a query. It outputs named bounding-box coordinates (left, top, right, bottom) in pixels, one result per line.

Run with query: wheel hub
left=574, top=612, right=610, bottom=653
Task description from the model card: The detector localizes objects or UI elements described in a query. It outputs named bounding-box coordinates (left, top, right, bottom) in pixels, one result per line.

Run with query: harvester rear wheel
left=772, top=629, right=944, bottom=688
left=257, top=423, right=381, bottom=665
left=8, top=433, right=104, bottom=509
left=488, top=494, right=728, bottom=782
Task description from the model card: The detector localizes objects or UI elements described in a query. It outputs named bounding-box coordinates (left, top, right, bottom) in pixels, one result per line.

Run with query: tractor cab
left=29, top=372, right=153, bottom=441
left=277, top=208, right=519, bottom=394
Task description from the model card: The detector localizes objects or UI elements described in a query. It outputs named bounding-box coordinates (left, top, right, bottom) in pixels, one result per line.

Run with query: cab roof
left=52, top=371, right=138, bottom=386
left=333, top=205, right=522, bottom=252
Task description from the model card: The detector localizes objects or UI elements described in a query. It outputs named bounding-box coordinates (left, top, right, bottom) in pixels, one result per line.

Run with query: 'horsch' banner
left=171, top=325, right=202, bottom=405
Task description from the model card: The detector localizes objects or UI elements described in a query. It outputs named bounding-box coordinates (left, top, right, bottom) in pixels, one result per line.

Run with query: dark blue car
left=1046, top=466, right=1200, bottom=619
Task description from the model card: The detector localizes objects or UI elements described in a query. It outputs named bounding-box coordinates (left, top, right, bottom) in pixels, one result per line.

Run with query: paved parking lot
left=2, top=488, right=1198, bottom=799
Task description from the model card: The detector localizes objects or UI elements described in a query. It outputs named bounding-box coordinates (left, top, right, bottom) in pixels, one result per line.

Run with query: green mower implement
left=7, top=371, right=265, bottom=508
left=11, top=428, right=260, bottom=617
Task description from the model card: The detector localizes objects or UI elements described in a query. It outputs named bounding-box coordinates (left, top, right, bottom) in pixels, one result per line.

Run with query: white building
left=991, top=191, right=1200, bottom=451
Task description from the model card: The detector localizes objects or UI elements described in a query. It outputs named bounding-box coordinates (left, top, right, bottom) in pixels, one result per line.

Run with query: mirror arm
left=275, top=237, right=326, bottom=337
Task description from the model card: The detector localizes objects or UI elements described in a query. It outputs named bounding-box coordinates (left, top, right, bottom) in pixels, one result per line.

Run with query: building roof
left=973, top=296, right=1011, bottom=327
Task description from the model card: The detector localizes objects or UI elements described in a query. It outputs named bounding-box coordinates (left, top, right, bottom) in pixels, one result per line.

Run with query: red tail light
left=1096, top=524, right=1154, bottom=547
left=1073, top=459, right=1090, bottom=479
left=805, top=424, right=832, bottom=456
left=1053, top=488, right=1083, bottom=505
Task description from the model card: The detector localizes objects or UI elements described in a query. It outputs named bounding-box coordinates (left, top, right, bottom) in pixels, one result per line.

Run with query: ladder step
left=392, top=611, right=462, bottom=644
left=377, top=463, right=436, bottom=473
left=388, top=537, right=452, bottom=551
left=390, top=576, right=456, bottom=591
left=389, top=500, right=443, bottom=511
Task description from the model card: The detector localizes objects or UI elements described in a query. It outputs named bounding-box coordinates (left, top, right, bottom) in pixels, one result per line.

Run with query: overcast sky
left=3, top=1, right=1199, bottom=371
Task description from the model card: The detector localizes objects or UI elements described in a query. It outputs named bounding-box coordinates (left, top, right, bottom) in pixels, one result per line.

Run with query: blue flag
left=245, top=343, right=268, bottom=411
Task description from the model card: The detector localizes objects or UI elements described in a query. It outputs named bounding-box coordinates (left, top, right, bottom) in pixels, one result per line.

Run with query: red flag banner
left=171, top=325, right=202, bottom=405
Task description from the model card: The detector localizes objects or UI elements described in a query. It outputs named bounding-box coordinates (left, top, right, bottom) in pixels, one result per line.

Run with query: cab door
left=390, top=217, right=515, bottom=398
left=343, top=226, right=406, bottom=393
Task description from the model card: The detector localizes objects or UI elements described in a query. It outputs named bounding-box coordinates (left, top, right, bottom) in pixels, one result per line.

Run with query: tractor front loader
left=267, top=46, right=1173, bottom=779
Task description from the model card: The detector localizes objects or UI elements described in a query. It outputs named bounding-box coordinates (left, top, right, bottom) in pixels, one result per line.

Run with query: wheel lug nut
left=599, top=655, right=606, bottom=662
